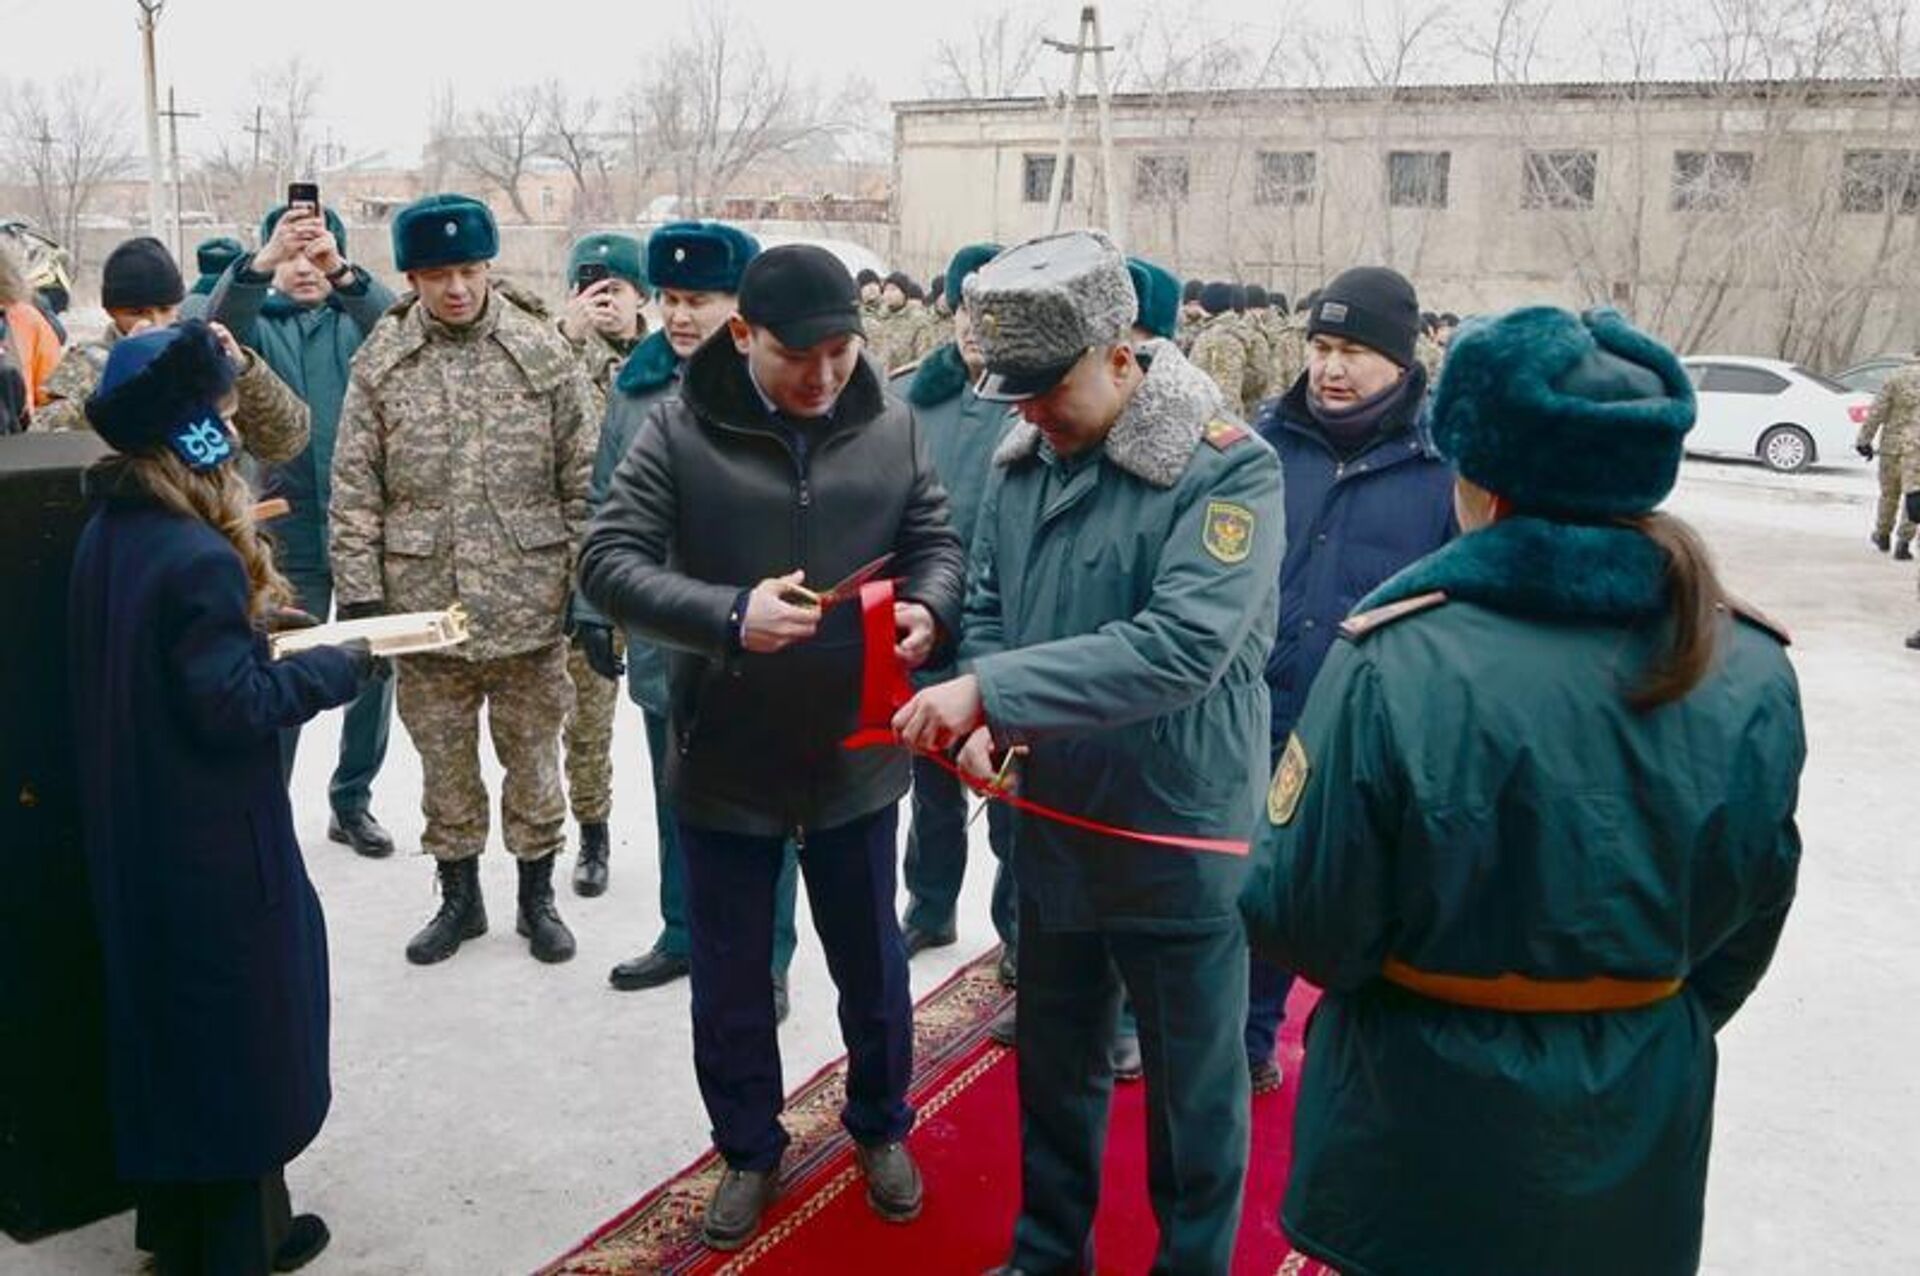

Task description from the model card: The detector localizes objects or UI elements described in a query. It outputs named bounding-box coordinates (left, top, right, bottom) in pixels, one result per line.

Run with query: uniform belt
left=1380, top=958, right=1682, bottom=1013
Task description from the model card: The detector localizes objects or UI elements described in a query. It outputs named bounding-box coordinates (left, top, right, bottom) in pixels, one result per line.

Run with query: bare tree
left=460, top=85, right=543, bottom=223
left=255, top=57, right=325, bottom=183
left=927, top=8, right=1046, bottom=99
left=538, top=81, right=612, bottom=224
left=2, top=73, right=135, bottom=271
left=421, top=84, right=461, bottom=192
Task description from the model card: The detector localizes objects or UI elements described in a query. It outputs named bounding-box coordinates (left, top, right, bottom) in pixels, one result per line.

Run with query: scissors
left=781, top=553, right=895, bottom=611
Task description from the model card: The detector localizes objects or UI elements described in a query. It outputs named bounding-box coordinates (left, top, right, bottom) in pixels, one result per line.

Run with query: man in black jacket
left=578, top=246, right=965, bottom=1251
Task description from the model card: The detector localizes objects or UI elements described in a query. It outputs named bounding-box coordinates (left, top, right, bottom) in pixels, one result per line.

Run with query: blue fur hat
left=260, top=204, right=348, bottom=255
left=646, top=221, right=759, bottom=294
left=567, top=232, right=646, bottom=289
left=392, top=194, right=498, bottom=273
left=1126, top=256, right=1181, bottom=340
left=85, top=321, right=238, bottom=472
left=1431, top=306, right=1696, bottom=518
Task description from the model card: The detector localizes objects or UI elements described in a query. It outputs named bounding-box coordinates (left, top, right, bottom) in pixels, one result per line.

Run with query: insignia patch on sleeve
left=1203, top=500, right=1255, bottom=564
left=1268, top=733, right=1309, bottom=826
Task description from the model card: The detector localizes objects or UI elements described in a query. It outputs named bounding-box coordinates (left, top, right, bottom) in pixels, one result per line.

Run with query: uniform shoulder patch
left=1339, top=590, right=1449, bottom=641
left=1202, top=500, right=1256, bottom=564
left=1203, top=418, right=1250, bottom=450
left=1725, top=595, right=1791, bottom=645
left=1268, top=733, right=1310, bottom=826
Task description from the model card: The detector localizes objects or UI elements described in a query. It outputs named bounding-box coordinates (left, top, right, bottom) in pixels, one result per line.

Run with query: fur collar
left=1361, top=516, right=1668, bottom=621
left=614, top=329, right=681, bottom=397
left=906, top=341, right=971, bottom=407
left=992, top=340, right=1227, bottom=488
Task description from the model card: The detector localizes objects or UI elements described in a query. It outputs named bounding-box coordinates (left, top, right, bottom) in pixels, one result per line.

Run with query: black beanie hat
left=1307, top=266, right=1421, bottom=369
left=1230, top=283, right=1249, bottom=313
left=883, top=270, right=914, bottom=295
left=1199, top=281, right=1234, bottom=315
left=1246, top=283, right=1269, bottom=309
left=1182, top=279, right=1203, bottom=304
left=101, top=236, right=186, bottom=311
left=856, top=268, right=880, bottom=288
left=1272, top=291, right=1290, bottom=314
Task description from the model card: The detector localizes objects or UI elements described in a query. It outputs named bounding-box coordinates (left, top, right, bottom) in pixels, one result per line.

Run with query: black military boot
left=1873, top=531, right=1892, bottom=552
left=405, top=857, right=487, bottom=966
left=1898, top=540, right=1914, bottom=561
left=517, top=854, right=577, bottom=963
left=572, top=821, right=610, bottom=897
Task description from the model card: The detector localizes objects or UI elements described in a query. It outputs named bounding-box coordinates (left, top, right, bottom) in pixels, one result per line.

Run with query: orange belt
left=1380, top=958, right=1682, bottom=1013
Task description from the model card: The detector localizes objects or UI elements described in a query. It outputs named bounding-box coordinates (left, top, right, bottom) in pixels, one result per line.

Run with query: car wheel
left=1759, top=424, right=1814, bottom=473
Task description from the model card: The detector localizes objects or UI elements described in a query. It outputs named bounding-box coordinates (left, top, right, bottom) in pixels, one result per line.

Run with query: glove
left=335, top=637, right=392, bottom=684
left=337, top=600, right=385, bottom=622
left=575, top=622, right=624, bottom=680
left=264, top=606, right=321, bottom=634
left=1905, top=491, right=1920, bottom=524
left=1858, top=442, right=1876, bottom=460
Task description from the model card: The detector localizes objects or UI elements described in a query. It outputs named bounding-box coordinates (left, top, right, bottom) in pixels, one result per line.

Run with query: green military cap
left=964, top=230, right=1136, bottom=402
left=391, top=193, right=498, bottom=273
left=566, top=232, right=646, bottom=290
left=195, top=236, right=246, bottom=276
left=1126, top=256, right=1181, bottom=341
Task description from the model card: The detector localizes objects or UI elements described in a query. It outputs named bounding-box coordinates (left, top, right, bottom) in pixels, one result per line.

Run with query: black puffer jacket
left=578, top=337, right=966, bottom=837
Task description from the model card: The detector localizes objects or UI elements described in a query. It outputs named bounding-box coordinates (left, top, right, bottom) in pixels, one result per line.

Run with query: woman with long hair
left=67, top=320, right=382, bottom=1275
left=1242, top=306, right=1805, bottom=1275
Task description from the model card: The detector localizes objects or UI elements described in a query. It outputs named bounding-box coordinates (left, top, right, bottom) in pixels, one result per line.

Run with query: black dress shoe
left=702, top=1164, right=779, bottom=1251
left=1110, top=1032, right=1143, bottom=1083
left=854, top=1141, right=923, bottom=1222
left=328, top=808, right=394, bottom=858
left=902, top=923, right=957, bottom=958
left=1249, top=1057, right=1285, bottom=1095
left=272, top=1214, right=331, bottom=1272
left=774, top=973, right=791, bottom=1026
left=996, top=948, right=1018, bottom=988
left=608, top=949, right=690, bottom=991
left=988, top=1001, right=1017, bottom=1046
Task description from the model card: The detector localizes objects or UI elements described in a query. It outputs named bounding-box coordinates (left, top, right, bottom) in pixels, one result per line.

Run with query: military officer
left=1859, top=351, right=1920, bottom=558
left=574, top=221, right=803, bottom=1012
left=1231, top=284, right=1274, bottom=410
left=889, top=242, right=1017, bottom=969
left=1186, top=280, right=1253, bottom=418
left=330, top=193, right=597, bottom=966
left=894, top=230, right=1285, bottom=1275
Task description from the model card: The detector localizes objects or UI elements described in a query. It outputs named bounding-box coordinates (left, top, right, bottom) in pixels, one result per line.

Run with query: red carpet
left=540, top=952, right=1331, bottom=1275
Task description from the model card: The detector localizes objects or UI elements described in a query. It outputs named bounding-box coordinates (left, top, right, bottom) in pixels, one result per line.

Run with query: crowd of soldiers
left=21, top=187, right=1807, bottom=1276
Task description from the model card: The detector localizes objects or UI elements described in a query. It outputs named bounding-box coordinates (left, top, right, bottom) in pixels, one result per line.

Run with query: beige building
left=892, top=79, right=1920, bottom=365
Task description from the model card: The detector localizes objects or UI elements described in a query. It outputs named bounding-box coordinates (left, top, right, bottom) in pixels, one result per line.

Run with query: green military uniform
left=1233, top=310, right=1273, bottom=409
left=1260, top=310, right=1307, bottom=395
left=1864, top=360, right=1920, bottom=551
left=1186, top=310, right=1251, bottom=418
left=1243, top=305, right=1806, bottom=1276
left=1414, top=330, right=1446, bottom=382
left=961, top=232, right=1285, bottom=1275
left=330, top=281, right=597, bottom=864
left=865, top=302, right=920, bottom=376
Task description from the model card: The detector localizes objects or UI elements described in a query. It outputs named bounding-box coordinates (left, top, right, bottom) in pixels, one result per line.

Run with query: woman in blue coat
left=68, top=321, right=379, bottom=1275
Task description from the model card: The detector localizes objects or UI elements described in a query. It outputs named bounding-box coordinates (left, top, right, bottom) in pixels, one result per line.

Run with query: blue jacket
left=211, top=259, right=397, bottom=575
left=67, top=473, right=361, bottom=1180
left=1254, top=374, right=1456, bottom=751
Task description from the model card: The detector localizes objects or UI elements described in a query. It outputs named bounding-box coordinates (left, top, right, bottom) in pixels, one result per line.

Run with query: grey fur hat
left=963, top=230, right=1137, bottom=402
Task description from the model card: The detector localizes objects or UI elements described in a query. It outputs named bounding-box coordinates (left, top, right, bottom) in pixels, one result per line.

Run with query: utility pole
left=136, top=0, right=167, bottom=239
left=1041, top=5, right=1122, bottom=237
left=247, top=105, right=270, bottom=171
left=159, top=87, right=199, bottom=262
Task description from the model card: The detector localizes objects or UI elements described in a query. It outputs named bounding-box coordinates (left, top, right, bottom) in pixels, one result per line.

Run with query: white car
left=1680, top=356, right=1872, bottom=472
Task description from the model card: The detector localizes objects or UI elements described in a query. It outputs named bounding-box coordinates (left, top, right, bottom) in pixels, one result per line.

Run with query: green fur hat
left=392, top=194, right=497, bottom=273
left=646, top=221, right=759, bottom=294
left=260, top=205, right=348, bottom=255
left=1431, top=306, right=1696, bottom=518
left=567, top=233, right=646, bottom=290
left=1126, top=256, right=1180, bottom=340
left=945, top=243, right=1001, bottom=300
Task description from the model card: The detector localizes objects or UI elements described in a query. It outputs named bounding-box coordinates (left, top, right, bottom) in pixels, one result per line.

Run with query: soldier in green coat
left=1242, top=306, right=1805, bottom=1276
left=895, top=231, right=1284, bottom=1275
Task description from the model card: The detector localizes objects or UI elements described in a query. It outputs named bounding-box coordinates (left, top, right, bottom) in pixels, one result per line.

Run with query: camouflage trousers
left=563, top=641, right=620, bottom=824
left=395, top=642, right=570, bottom=863
left=1876, top=449, right=1917, bottom=542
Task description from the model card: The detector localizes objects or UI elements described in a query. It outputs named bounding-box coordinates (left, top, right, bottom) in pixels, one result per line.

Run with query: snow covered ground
left=4, top=459, right=1915, bottom=1275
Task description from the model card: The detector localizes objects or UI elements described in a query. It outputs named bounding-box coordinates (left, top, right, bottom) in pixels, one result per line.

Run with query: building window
left=1671, top=150, right=1753, bottom=211
left=1522, top=150, right=1597, bottom=210
left=1388, top=151, right=1450, bottom=209
left=1842, top=149, right=1920, bottom=214
left=1022, top=154, right=1072, bottom=203
left=1255, top=151, right=1317, bottom=206
left=1134, top=153, right=1190, bottom=203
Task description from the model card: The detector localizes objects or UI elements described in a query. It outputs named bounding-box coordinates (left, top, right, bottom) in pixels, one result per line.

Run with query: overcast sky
left=1, top=0, right=1853, bottom=167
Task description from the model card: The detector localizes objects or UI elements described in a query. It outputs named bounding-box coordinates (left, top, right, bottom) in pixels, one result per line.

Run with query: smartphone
left=287, top=182, right=319, bottom=216
left=575, top=262, right=611, bottom=293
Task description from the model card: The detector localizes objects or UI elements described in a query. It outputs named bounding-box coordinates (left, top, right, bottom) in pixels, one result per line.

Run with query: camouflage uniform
left=1260, top=311, right=1308, bottom=395
left=1188, top=312, right=1252, bottom=418
left=865, top=303, right=920, bottom=375
left=36, top=330, right=310, bottom=467
left=330, top=285, right=597, bottom=863
left=904, top=299, right=945, bottom=366
left=1865, top=362, right=1920, bottom=547
left=1234, top=312, right=1273, bottom=410
left=1415, top=333, right=1447, bottom=384
left=561, top=322, right=643, bottom=404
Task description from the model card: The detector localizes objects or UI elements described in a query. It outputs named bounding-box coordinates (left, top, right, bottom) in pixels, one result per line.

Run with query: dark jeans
left=903, top=752, right=1017, bottom=946
left=276, top=567, right=392, bottom=816
left=680, top=806, right=915, bottom=1171
left=135, top=1167, right=290, bottom=1276
left=643, top=708, right=796, bottom=972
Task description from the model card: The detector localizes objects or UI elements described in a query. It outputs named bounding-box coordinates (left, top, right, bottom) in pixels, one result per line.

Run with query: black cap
left=1307, top=266, right=1421, bottom=369
left=737, top=245, right=863, bottom=350
left=101, top=237, right=185, bottom=311
left=1182, top=279, right=1203, bottom=303
left=1199, top=281, right=1234, bottom=315
left=1247, top=283, right=1269, bottom=309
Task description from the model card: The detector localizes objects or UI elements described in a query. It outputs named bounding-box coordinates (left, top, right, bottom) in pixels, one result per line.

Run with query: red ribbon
left=841, top=581, right=1249, bottom=858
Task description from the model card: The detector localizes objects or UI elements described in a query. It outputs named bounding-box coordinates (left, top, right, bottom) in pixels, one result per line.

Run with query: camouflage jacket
left=865, top=305, right=923, bottom=376
left=1415, top=333, right=1447, bottom=384
left=558, top=321, right=644, bottom=415
left=1188, top=313, right=1252, bottom=418
left=1259, top=312, right=1308, bottom=396
left=329, top=284, right=598, bottom=661
left=36, top=326, right=310, bottom=466
left=1864, top=362, right=1920, bottom=464
left=1235, top=313, right=1273, bottom=409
